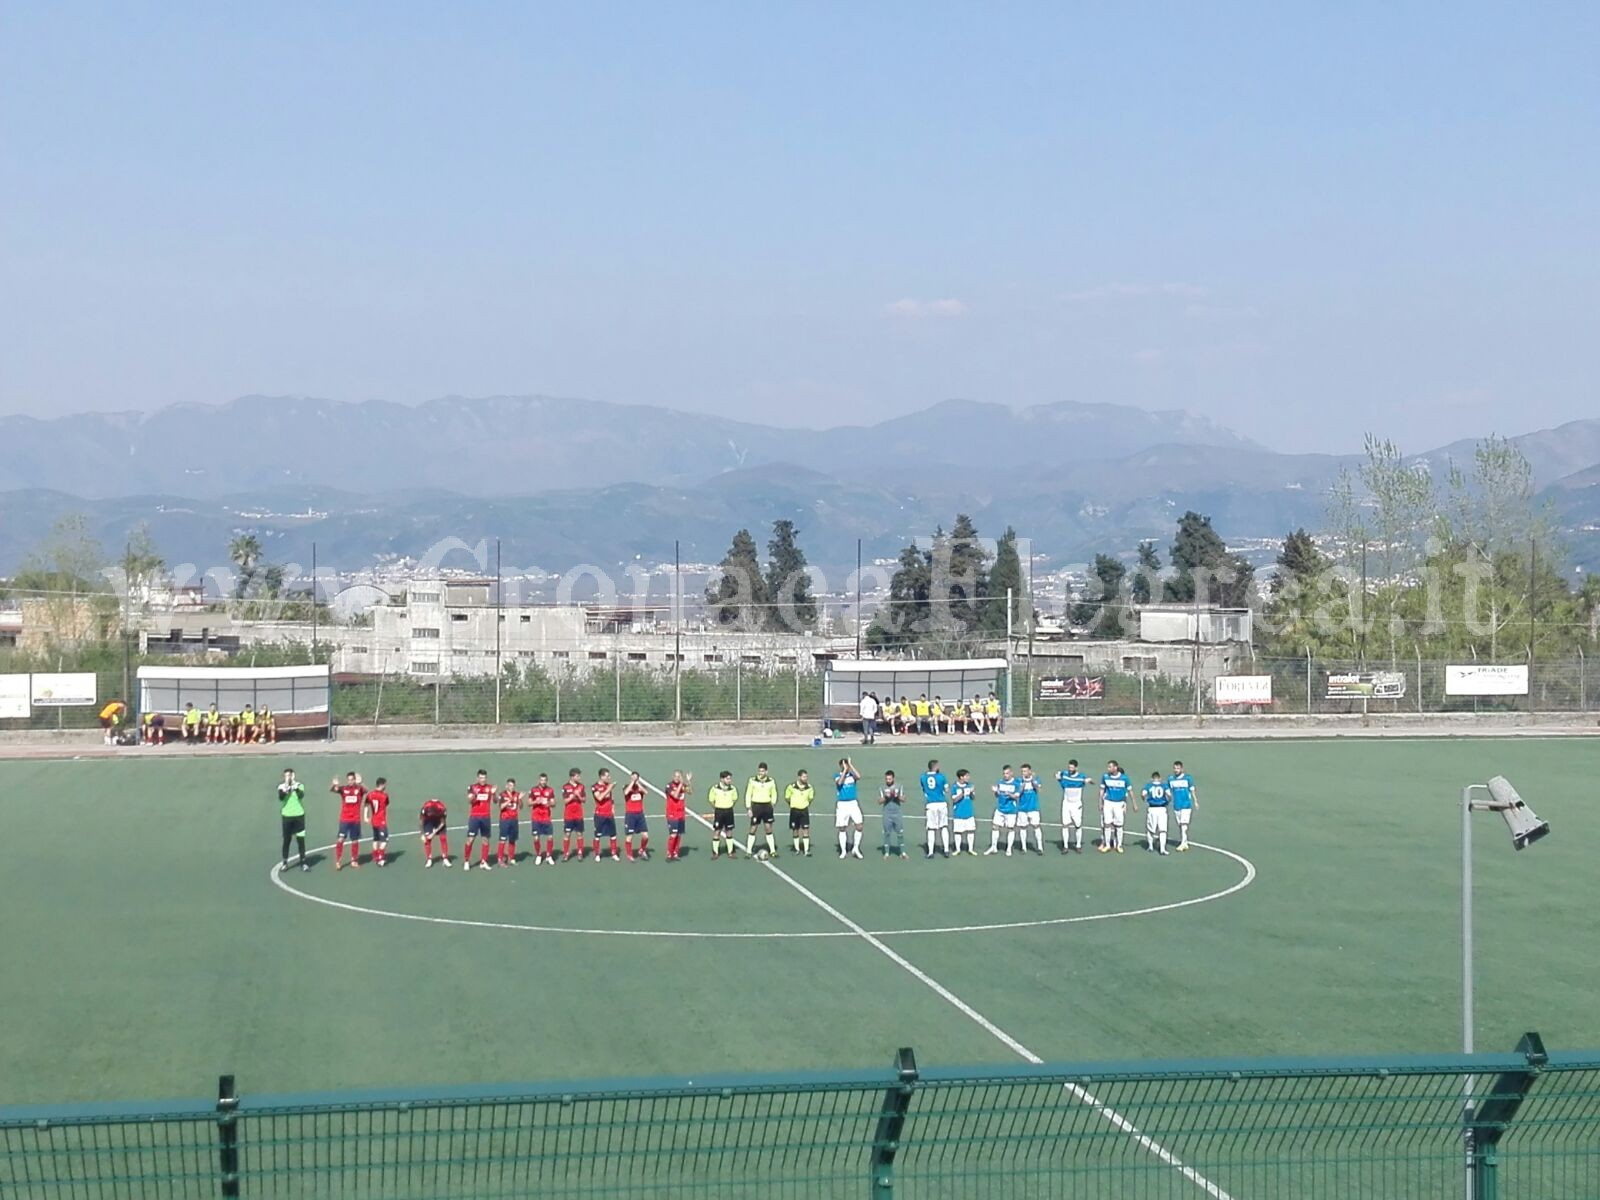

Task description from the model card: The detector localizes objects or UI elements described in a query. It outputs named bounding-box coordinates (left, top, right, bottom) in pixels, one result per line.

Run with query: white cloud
left=884, top=297, right=967, bottom=319
left=1062, top=282, right=1209, bottom=303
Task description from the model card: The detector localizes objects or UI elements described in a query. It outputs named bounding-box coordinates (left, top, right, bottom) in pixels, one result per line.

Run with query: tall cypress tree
left=1164, top=511, right=1255, bottom=608
left=983, top=527, right=1024, bottom=635
left=765, top=519, right=818, bottom=632
left=706, top=529, right=771, bottom=629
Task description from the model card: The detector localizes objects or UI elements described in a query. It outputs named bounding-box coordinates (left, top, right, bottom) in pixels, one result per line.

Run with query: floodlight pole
left=1461, top=782, right=1484, bottom=1200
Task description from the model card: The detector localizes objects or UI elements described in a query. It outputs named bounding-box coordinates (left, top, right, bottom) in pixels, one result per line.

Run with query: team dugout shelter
left=136, top=664, right=333, bottom=739
left=822, top=658, right=1008, bottom=730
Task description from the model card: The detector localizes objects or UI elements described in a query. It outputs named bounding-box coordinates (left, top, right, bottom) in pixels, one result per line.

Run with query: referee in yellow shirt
left=784, top=769, right=815, bottom=856
left=706, top=771, right=741, bottom=860
left=745, top=762, right=779, bottom=858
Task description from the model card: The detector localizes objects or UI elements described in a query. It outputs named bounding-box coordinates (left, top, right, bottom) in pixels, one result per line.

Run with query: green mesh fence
left=3, top=1042, right=1597, bottom=1198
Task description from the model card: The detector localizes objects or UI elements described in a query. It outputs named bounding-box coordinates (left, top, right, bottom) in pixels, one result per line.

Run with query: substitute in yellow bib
left=784, top=769, right=815, bottom=856
left=745, top=762, right=779, bottom=858
left=182, top=702, right=202, bottom=743
left=706, top=771, right=741, bottom=859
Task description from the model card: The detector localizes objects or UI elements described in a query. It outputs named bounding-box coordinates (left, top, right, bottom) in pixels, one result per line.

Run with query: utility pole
left=494, top=538, right=502, bottom=725
left=674, top=539, right=682, bottom=725
left=1528, top=537, right=1537, bottom=713
left=122, top=540, right=133, bottom=712
left=310, top=542, right=318, bottom=663
left=855, top=539, right=863, bottom=658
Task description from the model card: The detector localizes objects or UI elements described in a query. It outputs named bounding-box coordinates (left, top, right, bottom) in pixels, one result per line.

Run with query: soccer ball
left=756, top=848, right=771, bottom=861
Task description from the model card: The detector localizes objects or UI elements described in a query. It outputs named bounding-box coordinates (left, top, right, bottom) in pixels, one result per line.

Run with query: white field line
left=594, top=750, right=1236, bottom=1200
left=269, top=817, right=1254, bottom=940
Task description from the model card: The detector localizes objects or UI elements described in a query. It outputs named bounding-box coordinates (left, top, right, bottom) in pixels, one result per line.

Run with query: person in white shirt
left=858, top=691, right=880, bottom=744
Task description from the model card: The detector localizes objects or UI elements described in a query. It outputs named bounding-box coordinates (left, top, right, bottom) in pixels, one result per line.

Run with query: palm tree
left=229, top=534, right=263, bottom=599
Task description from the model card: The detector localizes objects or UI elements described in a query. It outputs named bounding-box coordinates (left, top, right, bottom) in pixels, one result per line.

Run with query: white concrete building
left=335, top=578, right=855, bottom=679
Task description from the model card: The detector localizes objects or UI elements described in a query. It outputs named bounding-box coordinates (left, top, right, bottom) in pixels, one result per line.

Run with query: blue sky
left=1, top=2, right=1596, bottom=452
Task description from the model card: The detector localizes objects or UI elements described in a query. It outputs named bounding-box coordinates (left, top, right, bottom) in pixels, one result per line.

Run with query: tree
left=1130, top=540, right=1161, bottom=605
left=867, top=541, right=932, bottom=650
left=928, top=513, right=989, bottom=637
left=764, top=519, right=818, bottom=632
left=982, top=527, right=1024, bottom=635
left=1069, top=554, right=1127, bottom=635
left=229, top=534, right=264, bottom=599
left=13, top=514, right=114, bottom=644
left=121, top=524, right=167, bottom=607
left=1272, top=528, right=1324, bottom=593
left=1164, top=511, right=1255, bottom=608
left=705, top=529, right=771, bottom=630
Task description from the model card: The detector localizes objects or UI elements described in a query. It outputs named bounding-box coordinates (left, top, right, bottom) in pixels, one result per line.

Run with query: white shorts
left=1019, top=810, right=1041, bottom=827
left=1175, top=807, right=1192, bottom=827
left=952, top=816, right=977, bottom=834
left=991, top=810, right=1017, bottom=828
left=1062, top=798, right=1084, bottom=827
left=1104, top=800, right=1127, bottom=828
left=1146, top=806, right=1168, bottom=834
left=835, top=800, right=863, bottom=828
left=924, top=802, right=949, bottom=831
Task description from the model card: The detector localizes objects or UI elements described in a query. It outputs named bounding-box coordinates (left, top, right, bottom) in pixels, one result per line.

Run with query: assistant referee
left=278, top=768, right=310, bottom=871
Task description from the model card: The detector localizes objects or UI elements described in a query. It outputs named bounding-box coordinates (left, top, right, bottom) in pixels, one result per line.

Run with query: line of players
left=827, top=756, right=1199, bottom=859
left=315, top=766, right=694, bottom=872
left=281, top=757, right=1199, bottom=872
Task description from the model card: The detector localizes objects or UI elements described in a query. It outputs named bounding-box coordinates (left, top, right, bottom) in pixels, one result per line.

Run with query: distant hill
left=0, top=394, right=1260, bottom=500
left=1421, top=419, right=1600, bottom=489
left=1, top=395, right=1595, bottom=577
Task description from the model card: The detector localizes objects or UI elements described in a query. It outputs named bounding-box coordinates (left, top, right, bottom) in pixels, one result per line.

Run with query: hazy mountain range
left=1, top=396, right=1597, bottom=576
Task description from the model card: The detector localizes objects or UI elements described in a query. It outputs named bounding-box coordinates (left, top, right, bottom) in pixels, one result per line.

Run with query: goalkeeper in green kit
left=278, top=768, right=310, bottom=871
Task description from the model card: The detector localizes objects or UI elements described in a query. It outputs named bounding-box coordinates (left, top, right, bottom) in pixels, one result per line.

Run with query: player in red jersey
left=622, top=770, right=650, bottom=861
left=560, top=768, right=587, bottom=861
left=527, top=772, right=556, bottom=864
left=664, top=770, right=692, bottom=862
left=420, top=796, right=452, bottom=867
left=364, top=776, right=392, bottom=867
left=330, top=771, right=365, bottom=870
left=591, top=768, right=621, bottom=863
left=462, top=769, right=496, bottom=871
left=496, top=777, right=523, bottom=866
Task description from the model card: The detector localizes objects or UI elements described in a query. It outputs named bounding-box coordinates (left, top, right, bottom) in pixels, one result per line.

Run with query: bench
left=151, top=711, right=330, bottom=742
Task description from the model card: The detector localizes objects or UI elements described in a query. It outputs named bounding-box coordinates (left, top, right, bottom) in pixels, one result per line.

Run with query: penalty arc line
left=593, top=750, right=1235, bottom=1200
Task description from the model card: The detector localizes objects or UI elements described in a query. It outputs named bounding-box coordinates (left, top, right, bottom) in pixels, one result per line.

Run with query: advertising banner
left=1326, top=671, right=1406, bottom=700
left=1445, top=665, right=1530, bottom=697
left=1214, top=674, right=1273, bottom=706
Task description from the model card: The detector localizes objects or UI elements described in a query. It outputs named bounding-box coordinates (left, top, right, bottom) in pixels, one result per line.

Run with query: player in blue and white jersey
left=1016, top=764, right=1045, bottom=854
left=1167, top=761, right=1198, bottom=851
left=834, top=758, right=865, bottom=859
left=919, top=759, right=950, bottom=859
left=1056, top=760, right=1089, bottom=854
left=1098, top=760, right=1134, bottom=854
left=950, top=770, right=978, bottom=855
left=985, top=765, right=1021, bottom=856
left=1141, top=771, right=1170, bottom=855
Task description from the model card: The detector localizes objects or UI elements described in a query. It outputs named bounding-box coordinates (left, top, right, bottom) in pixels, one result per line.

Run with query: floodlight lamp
left=1487, top=776, right=1551, bottom=851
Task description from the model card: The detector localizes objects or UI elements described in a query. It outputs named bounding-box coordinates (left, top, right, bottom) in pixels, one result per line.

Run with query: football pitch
left=1, top=735, right=1594, bottom=1107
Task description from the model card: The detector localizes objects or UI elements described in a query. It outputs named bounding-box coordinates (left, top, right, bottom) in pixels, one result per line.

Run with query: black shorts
left=421, top=820, right=446, bottom=838
left=711, top=808, right=736, bottom=832
left=594, top=815, right=618, bottom=838
left=281, top=815, right=306, bottom=839
left=789, top=808, right=811, bottom=831
left=749, top=801, right=775, bottom=824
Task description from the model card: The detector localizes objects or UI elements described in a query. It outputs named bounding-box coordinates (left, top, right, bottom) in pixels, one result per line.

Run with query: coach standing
left=858, top=691, right=879, bottom=744
left=278, top=768, right=310, bottom=871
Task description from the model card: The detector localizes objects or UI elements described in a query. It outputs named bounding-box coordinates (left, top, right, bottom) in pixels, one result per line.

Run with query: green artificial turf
left=0, top=737, right=1594, bottom=1106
